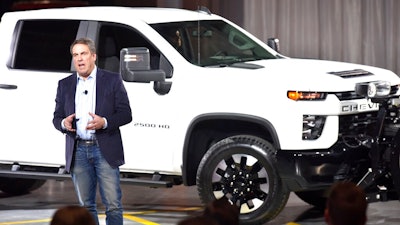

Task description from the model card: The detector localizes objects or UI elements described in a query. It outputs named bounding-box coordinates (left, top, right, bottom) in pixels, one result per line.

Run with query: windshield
left=152, top=20, right=277, bottom=67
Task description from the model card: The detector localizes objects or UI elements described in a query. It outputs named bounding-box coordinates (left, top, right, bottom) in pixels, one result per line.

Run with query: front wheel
left=196, top=135, right=289, bottom=225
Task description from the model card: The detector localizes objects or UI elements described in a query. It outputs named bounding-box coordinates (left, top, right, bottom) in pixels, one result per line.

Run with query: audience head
left=324, top=181, right=368, bottom=225
left=177, top=215, right=219, bottom=225
left=178, top=196, right=240, bottom=225
left=50, top=205, right=96, bottom=225
left=203, top=196, right=240, bottom=225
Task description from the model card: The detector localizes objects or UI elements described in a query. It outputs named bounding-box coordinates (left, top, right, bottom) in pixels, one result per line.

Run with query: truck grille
left=334, top=91, right=362, bottom=101
left=338, top=111, right=377, bottom=148
left=339, top=111, right=376, bottom=135
left=339, top=105, right=400, bottom=145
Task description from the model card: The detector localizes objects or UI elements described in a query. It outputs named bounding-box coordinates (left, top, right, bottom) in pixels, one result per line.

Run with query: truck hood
left=229, top=58, right=400, bottom=92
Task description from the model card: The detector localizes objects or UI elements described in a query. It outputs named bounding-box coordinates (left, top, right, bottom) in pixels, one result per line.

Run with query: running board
left=0, top=170, right=173, bottom=188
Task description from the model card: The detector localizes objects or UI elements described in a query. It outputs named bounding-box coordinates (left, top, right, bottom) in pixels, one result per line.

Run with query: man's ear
left=324, top=208, right=330, bottom=224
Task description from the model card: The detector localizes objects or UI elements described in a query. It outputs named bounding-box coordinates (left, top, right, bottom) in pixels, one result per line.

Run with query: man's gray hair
left=70, top=37, right=96, bottom=54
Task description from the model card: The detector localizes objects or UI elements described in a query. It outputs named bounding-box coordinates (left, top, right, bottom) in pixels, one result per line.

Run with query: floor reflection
left=0, top=180, right=398, bottom=225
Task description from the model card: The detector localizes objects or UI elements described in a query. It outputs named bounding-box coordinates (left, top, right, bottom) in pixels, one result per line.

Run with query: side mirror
left=120, top=47, right=165, bottom=83
left=267, top=37, right=280, bottom=53
left=120, top=47, right=172, bottom=95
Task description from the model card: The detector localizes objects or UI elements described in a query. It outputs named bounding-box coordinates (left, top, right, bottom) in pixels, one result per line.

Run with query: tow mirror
left=120, top=47, right=165, bottom=83
left=120, top=47, right=172, bottom=95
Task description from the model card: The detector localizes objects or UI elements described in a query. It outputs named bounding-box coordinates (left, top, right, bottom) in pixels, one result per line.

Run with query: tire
left=0, top=177, right=46, bottom=195
left=295, top=189, right=328, bottom=209
left=196, top=135, right=290, bottom=225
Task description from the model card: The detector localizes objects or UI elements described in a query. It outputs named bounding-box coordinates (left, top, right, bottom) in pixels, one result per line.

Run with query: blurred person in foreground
left=324, top=181, right=368, bottom=225
left=178, top=196, right=240, bottom=225
left=50, top=205, right=96, bottom=225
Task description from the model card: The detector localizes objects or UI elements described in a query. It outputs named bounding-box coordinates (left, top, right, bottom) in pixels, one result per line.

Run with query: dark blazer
left=53, top=68, right=132, bottom=172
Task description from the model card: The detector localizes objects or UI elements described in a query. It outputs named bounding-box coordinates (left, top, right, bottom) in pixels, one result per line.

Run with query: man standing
left=53, top=37, right=132, bottom=225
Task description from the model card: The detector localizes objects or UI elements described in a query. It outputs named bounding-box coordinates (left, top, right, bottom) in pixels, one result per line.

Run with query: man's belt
left=76, top=139, right=98, bottom=146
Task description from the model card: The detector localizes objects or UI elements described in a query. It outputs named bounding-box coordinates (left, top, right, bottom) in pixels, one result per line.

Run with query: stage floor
left=0, top=179, right=398, bottom=225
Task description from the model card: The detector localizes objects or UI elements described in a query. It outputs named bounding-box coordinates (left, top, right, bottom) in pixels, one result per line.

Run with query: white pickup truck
left=0, top=6, right=399, bottom=225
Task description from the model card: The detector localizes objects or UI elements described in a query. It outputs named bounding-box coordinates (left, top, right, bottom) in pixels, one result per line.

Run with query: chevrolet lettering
left=341, top=99, right=380, bottom=114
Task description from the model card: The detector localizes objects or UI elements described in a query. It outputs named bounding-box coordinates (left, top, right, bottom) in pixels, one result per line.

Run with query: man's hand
left=87, top=112, right=105, bottom=130
left=64, top=114, right=76, bottom=132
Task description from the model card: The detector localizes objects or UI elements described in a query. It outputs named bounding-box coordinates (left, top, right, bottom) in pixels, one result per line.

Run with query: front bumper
left=277, top=141, right=370, bottom=192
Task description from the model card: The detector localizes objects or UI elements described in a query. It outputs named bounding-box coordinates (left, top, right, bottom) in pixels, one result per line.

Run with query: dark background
left=0, top=0, right=243, bottom=25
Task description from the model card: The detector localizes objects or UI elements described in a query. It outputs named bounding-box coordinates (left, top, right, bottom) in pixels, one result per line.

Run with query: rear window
left=13, top=20, right=79, bottom=71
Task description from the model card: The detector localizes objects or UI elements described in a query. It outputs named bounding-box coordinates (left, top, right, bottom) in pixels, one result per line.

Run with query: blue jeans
left=71, top=143, right=123, bottom=225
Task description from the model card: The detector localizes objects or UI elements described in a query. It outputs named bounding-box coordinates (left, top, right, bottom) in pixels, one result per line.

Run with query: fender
left=181, top=112, right=280, bottom=186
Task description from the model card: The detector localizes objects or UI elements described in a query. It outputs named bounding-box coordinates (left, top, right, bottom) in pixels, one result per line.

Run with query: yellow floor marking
left=175, top=207, right=202, bottom=211
left=0, top=214, right=159, bottom=225
left=124, top=214, right=159, bottom=225
left=0, top=208, right=200, bottom=225
left=0, top=219, right=50, bottom=225
left=286, top=222, right=301, bottom=225
left=124, top=210, right=157, bottom=215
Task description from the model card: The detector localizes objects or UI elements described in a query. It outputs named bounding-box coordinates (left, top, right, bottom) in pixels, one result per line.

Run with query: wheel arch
left=181, top=113, right=280, bottom=186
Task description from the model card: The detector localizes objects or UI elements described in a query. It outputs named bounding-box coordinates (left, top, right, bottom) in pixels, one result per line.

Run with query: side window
left=13, top=20, right=79, bottom=71
left=152, top=23, right=192, bottom=63
left=97, top=23, right=172, bottom=78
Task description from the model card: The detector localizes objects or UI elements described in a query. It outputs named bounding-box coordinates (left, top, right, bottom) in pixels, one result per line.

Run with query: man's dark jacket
left=53, top=68, right=132, bottom=172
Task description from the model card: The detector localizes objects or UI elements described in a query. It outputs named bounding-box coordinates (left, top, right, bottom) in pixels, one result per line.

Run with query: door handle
left=0, top=84, right=17, bottom=89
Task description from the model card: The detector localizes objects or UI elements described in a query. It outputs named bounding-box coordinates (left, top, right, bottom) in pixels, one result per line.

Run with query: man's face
left=72, top=43, right=96, bottom=78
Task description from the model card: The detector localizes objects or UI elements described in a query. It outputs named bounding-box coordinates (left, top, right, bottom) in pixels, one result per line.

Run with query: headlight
left=355, top=81, right=391, bottom=98
left=287, top=91, right=327, bottom=101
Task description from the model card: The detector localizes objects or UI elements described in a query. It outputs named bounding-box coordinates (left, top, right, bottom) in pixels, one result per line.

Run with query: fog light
left=302, top=115, right=326, bottom=140
left=355, top=81, right=391, bottom=98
